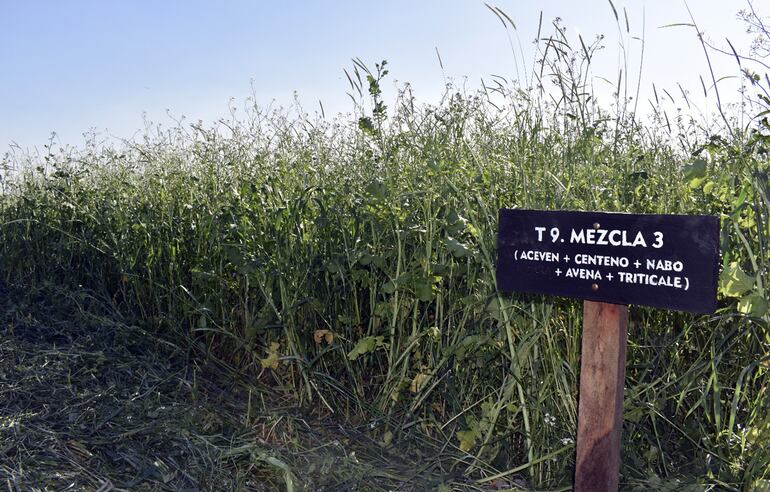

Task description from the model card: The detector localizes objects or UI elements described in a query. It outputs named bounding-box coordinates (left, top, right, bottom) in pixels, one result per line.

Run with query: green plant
left=1, top=6, right=769, bottom=489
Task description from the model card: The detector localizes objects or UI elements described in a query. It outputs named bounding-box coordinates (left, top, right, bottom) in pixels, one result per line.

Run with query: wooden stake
left=575, top=301, right=628, bottom=492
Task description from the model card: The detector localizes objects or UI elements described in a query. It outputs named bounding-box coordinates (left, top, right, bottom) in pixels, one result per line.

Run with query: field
left=1, top=11, right=770, bottom=491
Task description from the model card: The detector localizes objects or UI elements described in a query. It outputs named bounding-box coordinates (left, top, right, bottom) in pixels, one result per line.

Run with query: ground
left=0, top=284, right=520, bottom=491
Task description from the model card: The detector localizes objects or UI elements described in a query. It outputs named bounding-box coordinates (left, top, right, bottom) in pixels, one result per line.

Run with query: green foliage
left=1, top=36, right=769, bottom=491
left=721, top=262, right=755, bottom=297
left=347, top=336, right=386, bottom=361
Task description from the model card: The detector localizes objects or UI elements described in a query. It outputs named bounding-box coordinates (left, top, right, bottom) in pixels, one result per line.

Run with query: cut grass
left=0, top=283, right=281, bottom=490
left=0, top=283, right=517, bottom=491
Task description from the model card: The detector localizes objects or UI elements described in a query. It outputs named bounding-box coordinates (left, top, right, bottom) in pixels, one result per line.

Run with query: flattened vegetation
left=0, top=287, right=504, bottom=491
left=0, top=289, right=276, bottom=490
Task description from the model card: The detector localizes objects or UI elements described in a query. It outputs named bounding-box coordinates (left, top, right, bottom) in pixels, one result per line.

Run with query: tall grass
left=1, top=11, right=769, bottom=489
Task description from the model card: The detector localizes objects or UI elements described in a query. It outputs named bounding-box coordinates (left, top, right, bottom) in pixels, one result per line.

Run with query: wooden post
left=575, top=301, right=628, bottom=492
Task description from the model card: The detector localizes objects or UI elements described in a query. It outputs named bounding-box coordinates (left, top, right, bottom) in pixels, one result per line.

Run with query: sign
left=496, top=209, right=720, bottom=313
left=496, top=209, right=720, bottom=490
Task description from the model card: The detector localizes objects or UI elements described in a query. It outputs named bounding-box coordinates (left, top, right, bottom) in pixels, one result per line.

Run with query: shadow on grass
left=0, top=283, right=522, bottom=492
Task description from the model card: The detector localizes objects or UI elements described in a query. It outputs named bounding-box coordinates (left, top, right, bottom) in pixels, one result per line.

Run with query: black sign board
left=497, top=209, right=720, bottom=313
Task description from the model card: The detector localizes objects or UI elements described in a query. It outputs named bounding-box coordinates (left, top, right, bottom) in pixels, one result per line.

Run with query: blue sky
left=1, top=1, right=759, bottom=151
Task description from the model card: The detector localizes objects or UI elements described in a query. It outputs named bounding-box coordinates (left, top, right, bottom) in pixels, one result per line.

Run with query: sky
left=1, top=1, right=762, bottom=152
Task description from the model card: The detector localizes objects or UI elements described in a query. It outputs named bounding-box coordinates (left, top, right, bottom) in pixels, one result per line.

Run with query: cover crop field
left=1, top=7, right=769, bottom=491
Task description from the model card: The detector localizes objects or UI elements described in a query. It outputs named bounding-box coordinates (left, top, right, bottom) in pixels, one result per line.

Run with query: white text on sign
left=534, top=227, right=664, bottom=248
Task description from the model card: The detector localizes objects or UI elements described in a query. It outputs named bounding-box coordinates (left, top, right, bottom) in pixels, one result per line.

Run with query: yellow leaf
left=390, top=388, right=400, bottom=402
left=456, top=429, right=477, bottom=452
left=313, top=329, right=330, bottom=344
left=260, top=342, right=280, bottom=369
left=410, top=372, right=429, bottom=393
